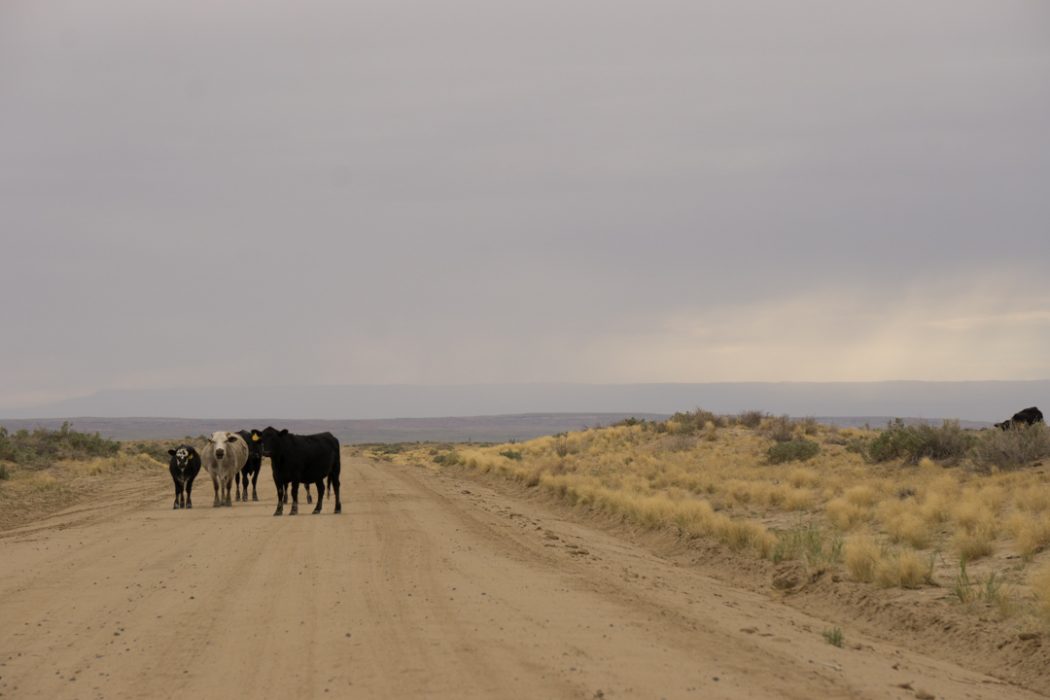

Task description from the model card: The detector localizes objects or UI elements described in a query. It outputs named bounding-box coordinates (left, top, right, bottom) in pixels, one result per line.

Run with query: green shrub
left=0, top=423, right=119, bottom=466
left=767, top=439, right=821, bottom=464
left=499, top=449, right=523, bottom=461
left=866, top=419, right=975, bottom=464
left=667, top=409, right=723, bottom=434
left=432, top=450, right=462, bottom=466
left=822, top=627, right=844, bottom=647
left=772, top=523, right=842, bottom=566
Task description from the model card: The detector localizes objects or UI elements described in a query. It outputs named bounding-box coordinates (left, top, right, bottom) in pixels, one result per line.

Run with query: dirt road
left=0, top=453, right=1043, bottom=699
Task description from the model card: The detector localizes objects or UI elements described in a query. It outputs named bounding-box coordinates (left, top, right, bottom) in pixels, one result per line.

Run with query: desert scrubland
left=384, top=412, right=1050, bottom=690
left=2, top=419, right=1050, bottom=698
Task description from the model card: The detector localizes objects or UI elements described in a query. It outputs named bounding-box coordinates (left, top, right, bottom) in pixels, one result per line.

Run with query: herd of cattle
left=167, top=428, right=342, bottom=516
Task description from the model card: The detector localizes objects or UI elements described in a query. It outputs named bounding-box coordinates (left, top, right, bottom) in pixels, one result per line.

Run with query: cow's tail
left=328, top=447, right=340, bottom=495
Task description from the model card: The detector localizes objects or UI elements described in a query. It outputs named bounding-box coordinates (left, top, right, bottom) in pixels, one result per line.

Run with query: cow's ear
left=168, top=449, right=176, bottom=456
left=251, top=432, right=260, bottom=442
left=280, top=429, right=289, bottom=435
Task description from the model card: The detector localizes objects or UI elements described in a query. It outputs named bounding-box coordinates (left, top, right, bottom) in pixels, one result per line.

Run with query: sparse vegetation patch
left=0, top=422, right=120, bottom=466
left=767, top=439, right=820, bottom=464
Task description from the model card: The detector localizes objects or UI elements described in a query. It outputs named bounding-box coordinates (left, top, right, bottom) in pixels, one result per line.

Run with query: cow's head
left=240, top=429, right=264, bottom=459
left=168, top=445, right=196, bottom=471
left=208, top=431, right=240, bottom=460
left=253, top=426, right=288, bottom=457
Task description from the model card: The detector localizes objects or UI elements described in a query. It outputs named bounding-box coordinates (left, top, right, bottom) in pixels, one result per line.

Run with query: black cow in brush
left=168, top=445, right=201, bottom=509
left=994, top=406, right=1044, bottom=430
left=234, top=429, right=263, bottom=502
left=252, top=427, right=342, bottom=516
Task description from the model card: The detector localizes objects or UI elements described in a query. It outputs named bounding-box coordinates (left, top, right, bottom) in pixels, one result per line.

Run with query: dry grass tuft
left=875, top=549, right=934, bottom=589
left=1008, top=513, right=1050, bottom=559
left=844, top=534, right=881, bottom=583
left=826, top=498, right=869, bottom=530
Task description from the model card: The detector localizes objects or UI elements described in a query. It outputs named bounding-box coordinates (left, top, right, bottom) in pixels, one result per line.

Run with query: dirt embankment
left=0, top=453, right=1045, bottom=699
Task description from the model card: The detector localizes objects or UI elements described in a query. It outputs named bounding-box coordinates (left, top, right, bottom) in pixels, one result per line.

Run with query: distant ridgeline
left=0, top=381, right=1043, bottom=425
left=0, top=414, right=672, bottom=444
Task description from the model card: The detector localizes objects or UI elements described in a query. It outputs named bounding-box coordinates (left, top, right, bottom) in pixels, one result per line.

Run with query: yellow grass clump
left=843, top=534, right=881, bottom=583
left=874, top=549, right=933, bottom=589
left=1006, top=512, right=1050, bottom=559
left=826, top=498, right=869, bottom=530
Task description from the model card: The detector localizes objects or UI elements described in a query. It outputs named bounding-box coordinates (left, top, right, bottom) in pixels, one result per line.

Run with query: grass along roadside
left=0, top=429, right=169, bottom=531
left=379, top=413, right=1050, bottom=630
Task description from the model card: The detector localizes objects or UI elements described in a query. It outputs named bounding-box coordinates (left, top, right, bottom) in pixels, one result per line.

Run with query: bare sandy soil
left=0, top=452, right=1044, bottom=700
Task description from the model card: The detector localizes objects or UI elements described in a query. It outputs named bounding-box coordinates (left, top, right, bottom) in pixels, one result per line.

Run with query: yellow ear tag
left=252, top=434, right=260, bottom=442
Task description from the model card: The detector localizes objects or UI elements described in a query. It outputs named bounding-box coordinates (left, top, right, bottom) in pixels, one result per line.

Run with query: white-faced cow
left=235, top=429, right=263, bottom=502
left=201, top=431, right=249, bottom=507
left=994, top=406, right=1044, bottom=431
left=252, top=427, right=341, bottom=516
left=168, top=445, right=201, bottom=509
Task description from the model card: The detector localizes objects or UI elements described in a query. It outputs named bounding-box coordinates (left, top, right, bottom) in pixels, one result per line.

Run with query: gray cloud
left=2, top=0, right=1048, bottom=411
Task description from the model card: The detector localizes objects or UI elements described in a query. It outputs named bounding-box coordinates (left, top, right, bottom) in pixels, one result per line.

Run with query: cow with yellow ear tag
left=235, top=430, right=264, bottom=502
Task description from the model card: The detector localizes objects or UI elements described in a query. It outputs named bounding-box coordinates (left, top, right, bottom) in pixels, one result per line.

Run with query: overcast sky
left=2, top=0, right=1049, bottom=412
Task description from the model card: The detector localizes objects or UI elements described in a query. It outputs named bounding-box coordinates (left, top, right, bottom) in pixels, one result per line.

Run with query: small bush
left=954, top=560, right=1011, bottom=614
left=763, top=415, right=796, bottom=443
left=772, top=523, right=842, bottom=566
left=866, top=419, right=975, bottom=464
left=735, top=410, right=766, bottom=429
left=797, top=417, right=820, bottom=435
left=972, top=424, right=1050, bottom=470
left=822, top=627, right=844, bottom=647
left=432, top=450, right=462, bottom=466
left=499, top=449, right=523, bottom=461
left=667, top=409, right=723, bottom=434
left=767, top=439, right=820, bottom=464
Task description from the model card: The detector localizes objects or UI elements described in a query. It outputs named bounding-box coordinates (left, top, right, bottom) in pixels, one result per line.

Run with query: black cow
left=168, top=445, right=202, bottom=509
left=994, top=406, right=1044, bottom=430
left=252, top=427, right=342, bottom=516
left=235, top=429, right=263, bottom=502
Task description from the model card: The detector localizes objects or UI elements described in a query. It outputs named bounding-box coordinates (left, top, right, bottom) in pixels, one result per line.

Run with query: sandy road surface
left=0, top=453, right=1043, bottom=700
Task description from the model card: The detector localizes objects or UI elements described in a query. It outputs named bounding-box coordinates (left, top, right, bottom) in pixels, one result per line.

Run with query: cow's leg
left=173, top=478, right=181, bottom=509
left=235, top=471, right=242, bottom=501
left=312, top=479, right=324, bottom=514
left=305, top=483, right=313, bottom=505
left=185, top=478, right=194, bottom=509
left=212, top=473, right=221, bottom=507
left=251, top=467, right=260, bottom=501
left=273, top=481, right=285, bottom=516
left=224, top=476, right=233, bottom=506
left=289, top=482, right=299, bottom=515
left=331, top=473, right=341, bottom=514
